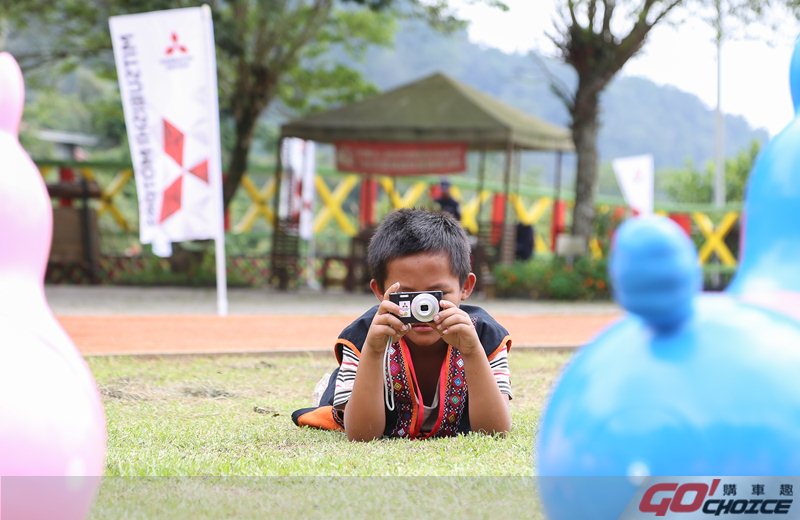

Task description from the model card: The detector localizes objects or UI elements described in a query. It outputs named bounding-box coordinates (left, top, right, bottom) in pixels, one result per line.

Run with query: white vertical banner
left=612, top=154, right=655, bottom=216
left=282, top=138, right=303, bottom=223
left=299, top=140, right=316, bottom=241
left=281, top=138, right=317, bottom=287
left=280, top=137, right=316, bottom=240
left=110, top=6, right=228, bottom=315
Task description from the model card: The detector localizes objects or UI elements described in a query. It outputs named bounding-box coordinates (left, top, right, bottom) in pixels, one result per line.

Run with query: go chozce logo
left=639, top=479, right=794, bottom=516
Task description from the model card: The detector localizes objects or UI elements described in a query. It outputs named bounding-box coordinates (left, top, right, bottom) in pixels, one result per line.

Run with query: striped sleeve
left=333, top=343, right=359, bottom=408
left=488, top=344, right=512, bottom=399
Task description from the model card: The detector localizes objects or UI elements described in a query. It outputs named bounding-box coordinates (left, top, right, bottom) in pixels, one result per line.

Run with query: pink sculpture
left=0, top=52, right=106, bottom=519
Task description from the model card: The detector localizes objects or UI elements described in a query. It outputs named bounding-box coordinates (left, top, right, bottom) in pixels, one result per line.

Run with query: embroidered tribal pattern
left=385, top=342, right=417, bottom=438
left=439, top=348, right=468, bottom=436
left=385, top=342, right=467, bottom=439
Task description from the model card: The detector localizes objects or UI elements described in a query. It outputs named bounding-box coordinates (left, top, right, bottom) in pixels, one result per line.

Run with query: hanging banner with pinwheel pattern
left=110, top=6, right=223, bottom=257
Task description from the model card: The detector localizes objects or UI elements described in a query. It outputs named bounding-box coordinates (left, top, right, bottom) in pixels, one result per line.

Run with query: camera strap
left=383, top=336, right=395, bottom=411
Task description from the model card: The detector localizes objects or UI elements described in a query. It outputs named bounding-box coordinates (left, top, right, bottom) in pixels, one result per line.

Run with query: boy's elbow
left=344, top=416, right=383, bottom=441
left=474, top=418, right=512, bottom=437
left=500, top=416, right=513, bottom=435
left=490, top=424, right=512, bottom=437
left=494, top=424, right=512, bottom=437
left=346, top=428, right=382, bottom=442
left=476, top=427, right=511, bottom=438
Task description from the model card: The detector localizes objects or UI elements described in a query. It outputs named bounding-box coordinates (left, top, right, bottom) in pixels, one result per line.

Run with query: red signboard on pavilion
left=335, top=141, right=468, bottom=175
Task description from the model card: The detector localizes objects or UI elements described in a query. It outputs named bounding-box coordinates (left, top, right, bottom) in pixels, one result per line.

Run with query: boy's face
left=370, top=252, right=476, bottom=348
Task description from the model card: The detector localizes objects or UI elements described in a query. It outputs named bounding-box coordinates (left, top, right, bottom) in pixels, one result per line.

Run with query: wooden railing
left=35, top=159, right=742, bottom=267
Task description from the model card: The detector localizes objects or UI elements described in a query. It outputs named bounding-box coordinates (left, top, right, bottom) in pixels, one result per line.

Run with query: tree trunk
left=570, top=84, right=600, bottom=242
left=551, top=1, right=685, bottom=248
left=222, top=63, right=278, bottom=210
left=222, top=105, right=260, bottom=210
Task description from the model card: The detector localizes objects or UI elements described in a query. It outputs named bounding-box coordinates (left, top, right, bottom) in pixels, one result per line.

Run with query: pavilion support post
left=476, top=149, right=487, bottom=227
left=270, top=136, right=298, bottom=290
left=359, top=175, right=378, bottom=229
left=552, top=151, right=564, bottom=252
left=271, top=136, right=284, bottom=235
left=499, top=141, right=515, bottom=265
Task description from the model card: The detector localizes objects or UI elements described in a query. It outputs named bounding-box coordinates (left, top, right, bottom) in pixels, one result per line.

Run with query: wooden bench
left=320, top=256, right=351, bottom=289
left=319, top=226, right=375, bottom=292
left=46, top=179, right=102, bottom=283
left=270, top=220, right=300, bottom=290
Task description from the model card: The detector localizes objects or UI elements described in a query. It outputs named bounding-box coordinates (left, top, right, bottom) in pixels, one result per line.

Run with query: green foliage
left=493, top=256, right=610, bottom=301
left=19, top=66, right=127, bottom=157
left=106, top=248, right=252, bottom=287
left=661, top=140, right=760, bottom=204
left=5, top=5, right=769, bottom=173
left=592, top=205, right=625, bottom=257
left=5, top=0, right=495, bottom=207
left=279, top=64, right=382, bottom=114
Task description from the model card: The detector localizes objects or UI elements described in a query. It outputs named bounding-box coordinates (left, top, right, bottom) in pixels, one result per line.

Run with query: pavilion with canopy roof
left=270, top=72, right=574, bottom=289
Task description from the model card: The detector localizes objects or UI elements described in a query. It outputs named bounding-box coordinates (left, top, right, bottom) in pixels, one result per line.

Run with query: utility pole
left=712, top=0, right=726, bottom=289
left=714, top=0, right=726, bottom=209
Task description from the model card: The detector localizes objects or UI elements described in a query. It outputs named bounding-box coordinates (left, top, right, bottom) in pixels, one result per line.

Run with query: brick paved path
left=48, top=287, right=621, bottom=356
left=57, top=313, right=618, bottom=356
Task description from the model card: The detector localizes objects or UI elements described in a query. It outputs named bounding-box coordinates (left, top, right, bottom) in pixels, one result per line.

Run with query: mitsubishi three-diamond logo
left=165, top=32, right=188, bottom=55
left=160, top=118, right=210, bottom=223
left=161, top=31, right=192, bottom=70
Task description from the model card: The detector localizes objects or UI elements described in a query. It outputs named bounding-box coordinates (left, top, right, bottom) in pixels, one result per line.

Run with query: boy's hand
left=432, top=300, right=481, bottom=355
left=364, top=282, right=409, bottom=355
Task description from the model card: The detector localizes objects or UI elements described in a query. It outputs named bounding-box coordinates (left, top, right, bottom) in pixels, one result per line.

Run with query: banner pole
left=202, top=4, right=228, bottom=316
left=110, top=6, right=229, bottom=314
left=215, top=232, right=228, bottom=316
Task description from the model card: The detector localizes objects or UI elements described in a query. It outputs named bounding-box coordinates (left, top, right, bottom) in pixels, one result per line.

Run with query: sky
left=453, top=0, right=800, bottom=137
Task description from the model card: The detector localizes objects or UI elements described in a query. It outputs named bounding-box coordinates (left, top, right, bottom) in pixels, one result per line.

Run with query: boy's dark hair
left=368, top=208, right=471, bottom=289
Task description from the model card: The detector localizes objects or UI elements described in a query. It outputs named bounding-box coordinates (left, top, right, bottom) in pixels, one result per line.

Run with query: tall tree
left=545, top=0, right=798, bottom=241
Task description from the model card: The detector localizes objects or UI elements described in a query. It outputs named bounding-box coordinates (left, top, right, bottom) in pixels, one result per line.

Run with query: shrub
left=106, top=248, right=252, bottom=287
left=493, top=256, right=611, bottom=301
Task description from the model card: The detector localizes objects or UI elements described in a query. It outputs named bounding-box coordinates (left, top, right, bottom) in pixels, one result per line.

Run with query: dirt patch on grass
left=100, top=377, right=161, bottom=401
left=99, top=376, right=238, bottom=401
left=181, top=385, right=236, bottom=399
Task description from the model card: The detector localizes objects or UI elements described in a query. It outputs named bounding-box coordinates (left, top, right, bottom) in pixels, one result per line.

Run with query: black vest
left=334, top=304, right=511, bottom=437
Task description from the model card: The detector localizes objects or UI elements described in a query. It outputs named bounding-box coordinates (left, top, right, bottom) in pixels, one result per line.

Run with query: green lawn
left=86, top=350, right=572, bottom=518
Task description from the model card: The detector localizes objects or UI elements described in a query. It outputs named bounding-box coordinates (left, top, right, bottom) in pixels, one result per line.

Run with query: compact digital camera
left=389, top=291, right=443, bottom=324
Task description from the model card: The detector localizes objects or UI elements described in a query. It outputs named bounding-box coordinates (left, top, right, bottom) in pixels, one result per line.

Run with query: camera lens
left=411, top=293, right=439, bottom=323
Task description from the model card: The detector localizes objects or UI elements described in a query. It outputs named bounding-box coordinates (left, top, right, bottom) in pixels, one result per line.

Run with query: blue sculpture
left=726, top=38, right=800, bottom=321
left=535, top=38, right=800, bottom=520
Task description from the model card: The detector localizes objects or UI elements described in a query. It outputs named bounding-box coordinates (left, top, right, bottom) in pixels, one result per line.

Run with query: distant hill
left=343, top=21, right=768, bottom=171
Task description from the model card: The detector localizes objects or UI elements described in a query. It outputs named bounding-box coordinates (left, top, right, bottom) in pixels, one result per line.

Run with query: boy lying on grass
left=292, top=208, right=512, bottom=440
